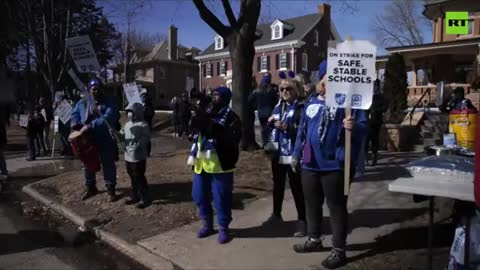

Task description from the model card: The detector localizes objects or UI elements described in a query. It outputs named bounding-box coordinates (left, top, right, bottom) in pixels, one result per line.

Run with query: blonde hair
left=279, top=79, right=305, bottom=99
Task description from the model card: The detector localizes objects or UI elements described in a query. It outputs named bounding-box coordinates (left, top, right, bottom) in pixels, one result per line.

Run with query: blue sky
left=101, top=0, right=432, bottom=56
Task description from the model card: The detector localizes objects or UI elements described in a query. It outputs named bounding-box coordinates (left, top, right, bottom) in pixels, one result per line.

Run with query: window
left=314, top=30, right=319, bottom=46
left=280, top=53, right=288, bottom=70
left=261, top=56, right=268, bottom=72
left=302, top=53, right=308, bottom=71
left=215, top=35, right=224, bottom=50
left=274, top=25, right=281, bottom=39
left=206, top=63, right=212, bottom=77
left=468, top=19, right=474, bottom=35
left=220, top=61, right=226, bottom=76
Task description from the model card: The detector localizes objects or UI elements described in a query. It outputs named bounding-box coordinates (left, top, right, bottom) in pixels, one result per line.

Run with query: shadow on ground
left=231, top=207, right=429, bottom=239
left=118, top=182, right=256, bottom=210
left=0, top=230, right=65, bottom=256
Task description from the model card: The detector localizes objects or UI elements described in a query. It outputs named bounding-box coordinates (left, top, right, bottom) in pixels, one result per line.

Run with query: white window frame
left=260, top=55, right=268, bottom=72
left=271, top=20, right=284, bottom=40
left=220, top=61, right=226, bottom=77
left=468, top=19, right=474, bottom=35
left=302, top=53, right=308, bottom=72
left=314, top=30, right=319, bottom=47
left=215, top=35, right=224, bottom=50
left=206, top=63, right=212, bottom=78
left=279, top=53, right=288, bottom=70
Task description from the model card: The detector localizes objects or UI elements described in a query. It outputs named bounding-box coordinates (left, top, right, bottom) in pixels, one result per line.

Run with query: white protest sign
left=55, top=100, right=73, bottom=124
left=123, top=82, right=142, bottom=105
left=19, top=114, right=28, bottom=127
left=325, top=40, right=376, bottom=110
left=54, top=116, right=59, bottom=133
left=65, top=35, right=101, bottom=73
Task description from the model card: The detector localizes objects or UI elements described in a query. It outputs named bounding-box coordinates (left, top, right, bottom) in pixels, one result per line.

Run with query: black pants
left=302, top=170, right=348, bottom=249
left=126, top=160, right=149, bottom=201
left=27, top=136, right=36, bottom=159
left=35, top=132, right=47, bottom=155
left=271, top=160, right=306, bottom=221
left=367, top=125, right=381, bottom=154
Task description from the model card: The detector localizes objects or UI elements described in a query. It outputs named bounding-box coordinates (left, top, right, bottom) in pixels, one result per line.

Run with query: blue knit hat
left=88, top=77, right=103, bottom=89
left=317, top=60, right=327, bottom=80
left=214, top=86, right=232, bottom=103
left=260, top=74, right=271, bottom=86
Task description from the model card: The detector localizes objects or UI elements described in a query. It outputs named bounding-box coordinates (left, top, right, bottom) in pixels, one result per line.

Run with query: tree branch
left=238, top=0, right=261, bottom=39
left=192, top=0, right=230, bottom=37
left=221, top=0, right=237, bottom=27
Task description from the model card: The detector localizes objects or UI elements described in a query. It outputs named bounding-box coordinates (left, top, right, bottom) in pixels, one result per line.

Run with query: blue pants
left=83, top=145, right=117, bottom=189
left=192, top=172, right=233, bottom=229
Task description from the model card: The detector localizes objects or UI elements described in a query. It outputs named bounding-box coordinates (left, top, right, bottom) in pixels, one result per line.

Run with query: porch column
left=411, top=61, right=418, bottom=87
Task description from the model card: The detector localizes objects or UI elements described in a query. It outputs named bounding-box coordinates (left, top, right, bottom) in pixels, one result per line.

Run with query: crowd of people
left=0, top=59, right=393, bottom=269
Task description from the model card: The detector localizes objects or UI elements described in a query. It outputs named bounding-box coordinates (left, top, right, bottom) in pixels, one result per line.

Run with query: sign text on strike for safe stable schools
left=327, top=53, right=374, bottom=84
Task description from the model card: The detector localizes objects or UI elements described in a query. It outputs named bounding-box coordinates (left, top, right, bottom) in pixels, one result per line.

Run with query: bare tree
left=193, top=0, right=261, bottom=150
left=372, top=0, right=426, bottom=47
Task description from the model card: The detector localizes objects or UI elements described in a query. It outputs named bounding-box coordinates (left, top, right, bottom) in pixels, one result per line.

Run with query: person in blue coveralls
left=291, top=60, right=368, bottom=269
left=70, top=78, right=120, bottom=202
left=263, top=71, right=307, bottom=237
left=188, top=86, right=242, bottom=244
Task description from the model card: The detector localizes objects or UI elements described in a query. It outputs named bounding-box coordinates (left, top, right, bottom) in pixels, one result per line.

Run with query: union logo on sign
left=352, top=94, right=362, bottom=107
left=335, top=93, right=346, bottom=106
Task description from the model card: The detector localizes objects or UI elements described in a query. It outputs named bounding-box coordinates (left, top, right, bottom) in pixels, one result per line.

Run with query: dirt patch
left=32, top=138, right=273, bottom=243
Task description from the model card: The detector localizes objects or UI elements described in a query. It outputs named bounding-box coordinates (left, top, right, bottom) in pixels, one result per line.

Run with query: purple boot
left=197, top=225, right=214, bottom=238
left=218, top=228, right=231, bottom=244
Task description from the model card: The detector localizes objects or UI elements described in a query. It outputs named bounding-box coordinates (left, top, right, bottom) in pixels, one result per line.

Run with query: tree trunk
left=229, top=33, right=259, bottom=151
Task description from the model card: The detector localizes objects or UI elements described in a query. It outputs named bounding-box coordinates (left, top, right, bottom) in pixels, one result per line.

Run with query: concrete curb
left=22, top=181, right=175, bottom=270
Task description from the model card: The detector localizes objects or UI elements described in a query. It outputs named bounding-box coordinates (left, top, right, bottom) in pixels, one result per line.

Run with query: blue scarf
left=187, top=106, right=232, bottom=165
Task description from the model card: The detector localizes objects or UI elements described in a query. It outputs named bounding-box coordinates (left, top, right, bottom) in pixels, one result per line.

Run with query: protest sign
left=54, top=116, right=59, bottom=133
left=326, top=39, right=376, bottom=195
left=56, top=100, right=73, bottom=124
left=19, top=114, right=28, bottom=127
left=325, top=40, right=376, bottom=110
left=65, top=35, right=101, bottom=73
left=123, top=82, right=142, bottom=105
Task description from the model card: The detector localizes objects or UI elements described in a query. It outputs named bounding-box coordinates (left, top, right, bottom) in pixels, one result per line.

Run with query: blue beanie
left=214, top=86, right=232, bottom=103
left=260, top=74, right=271, bottom=86
left=317, top=60, right=327, bottom=80
left=88, top=77, right=103, bottom=89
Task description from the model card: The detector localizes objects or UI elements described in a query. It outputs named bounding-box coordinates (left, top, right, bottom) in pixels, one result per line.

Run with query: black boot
left=137, top=190, right=152, bottom=209
left=82, top=186, right=98, bottom=201
left=321, top=248, right=347, bottom=269
left=107, top=188, right=117, bottom=202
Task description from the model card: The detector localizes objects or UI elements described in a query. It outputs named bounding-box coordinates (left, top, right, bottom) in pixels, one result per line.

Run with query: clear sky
left=101, top=0, right=432, bottom=56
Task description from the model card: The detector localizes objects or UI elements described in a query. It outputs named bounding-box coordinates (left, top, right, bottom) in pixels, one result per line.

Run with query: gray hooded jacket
left=120, top=103, right=151, bottom=162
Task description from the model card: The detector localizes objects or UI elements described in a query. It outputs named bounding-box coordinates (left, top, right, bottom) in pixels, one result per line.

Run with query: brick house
left=195, top=4, right=341, bottom=91
left=376, top=0, right=480, bottom=108
left=111, top=26, right=200, bottom=109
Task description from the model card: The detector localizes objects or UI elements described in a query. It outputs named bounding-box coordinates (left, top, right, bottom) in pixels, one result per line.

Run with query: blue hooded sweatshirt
left=292, top=94, right=368, bottom=172
left=70, top=97, right=120, bottom=149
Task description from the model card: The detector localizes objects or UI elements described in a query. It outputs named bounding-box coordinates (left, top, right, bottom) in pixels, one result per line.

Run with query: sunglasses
left=280, top=87, right=293, bottom=92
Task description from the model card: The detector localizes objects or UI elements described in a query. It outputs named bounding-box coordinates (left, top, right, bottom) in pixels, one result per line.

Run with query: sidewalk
left=22, top=150, right=455, bottom=270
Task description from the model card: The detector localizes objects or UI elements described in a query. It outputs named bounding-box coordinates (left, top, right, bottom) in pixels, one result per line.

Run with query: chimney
left=168, top=25, right=178, bottom=61
left=318, top=3, right=331, bottom=34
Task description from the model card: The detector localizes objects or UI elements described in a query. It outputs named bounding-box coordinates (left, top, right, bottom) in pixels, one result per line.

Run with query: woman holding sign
left=291, top=60, right=367, bottom=269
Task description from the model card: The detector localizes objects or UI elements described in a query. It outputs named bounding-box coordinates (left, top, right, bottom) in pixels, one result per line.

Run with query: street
left=0, top=179, right=145, bottom=270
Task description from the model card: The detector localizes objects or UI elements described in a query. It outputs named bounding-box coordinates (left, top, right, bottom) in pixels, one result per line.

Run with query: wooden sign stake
left=344, top=35, right=353, bottom=196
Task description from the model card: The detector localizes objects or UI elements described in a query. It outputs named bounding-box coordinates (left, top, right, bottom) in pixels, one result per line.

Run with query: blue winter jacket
left=270, top=99, right=303, bottom=164
left=293, top=94, right=368, bottom=172
left=70, top=97, right=120, bottom=149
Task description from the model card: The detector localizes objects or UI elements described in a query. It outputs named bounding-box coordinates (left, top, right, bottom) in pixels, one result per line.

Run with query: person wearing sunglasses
left=291, top=60, right=368, bottom=269
left=263, top=72, right=308, bottom=237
